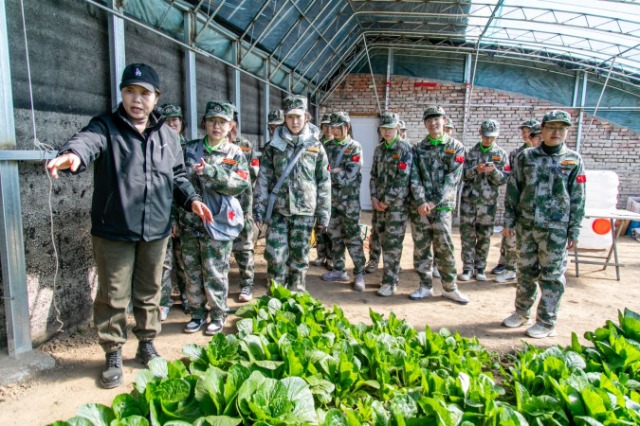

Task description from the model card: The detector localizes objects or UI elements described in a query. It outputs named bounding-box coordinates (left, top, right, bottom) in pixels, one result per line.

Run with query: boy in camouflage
left=408, top=106, right=469, bottom=304
left=370, top=112, right=413, bottom=297
left=267, top=109, right=284, bottom=136
left=502, top=110, right=586, bottom=338
left=312, top=113, right=334, bottom=271
left=254, top=96, right=331, bottom=291
left=321, top=112, right=367, bottom=291
left=458, top=120, right=509, bottom=282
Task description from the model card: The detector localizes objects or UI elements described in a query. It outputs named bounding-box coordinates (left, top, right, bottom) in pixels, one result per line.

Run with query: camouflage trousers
left=367, top=209, right=381, bottom=263
left=232, top=215, right=255, bottom=290
left=180, top=229, right=232, bottom=322
left=497, top=232, right=518, bottom=272
left=328, top=205, right=366, bottom=275
left=459, top=200, right=498, bottom=271
left=410, top=209, right=458, bottom=292
left=374, top=208, right=408, bottom=286
left=315, top=227, right=333, bottom=261
left=160, top=235, right=187, bottom=308
left=514, top=224, right=568, bottom=327
left=264, top=213, right=315, bottom=291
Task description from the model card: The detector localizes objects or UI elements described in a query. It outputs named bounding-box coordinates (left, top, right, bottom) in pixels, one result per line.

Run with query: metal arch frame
left=267, top=1, right=318, bottom=60
left=240, top=0, right=298, bottom=64
left=237, top=0, right=273, bottom=44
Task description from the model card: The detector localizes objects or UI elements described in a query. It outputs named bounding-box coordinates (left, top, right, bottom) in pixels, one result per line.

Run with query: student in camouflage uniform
left=492, top=118, right=540, bottom=280
left=254, top=96, right=331, bottom=291
left=502, top=110, right=586, bottom=338
left=408, top=106, right=469, bottom=304
left=159, top=104, right=189, bottom=320
left=268, top=109, right=284, bottom=136
left=370, top=113, right=412, bottom=297
left=312, top=113, right=334, bottom=270
left=458, top=120, right=509, bottom=282
left=444, top=118, right=455, bottom=136
left=180, top=101, right=250, bottom=335
left=321, top=112, right=367, bottom=291
left=229, top=111, right=259, bottom=302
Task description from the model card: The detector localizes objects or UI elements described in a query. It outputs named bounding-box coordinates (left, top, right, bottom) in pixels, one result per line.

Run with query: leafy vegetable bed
left=51, top=284, right=640, bottom=426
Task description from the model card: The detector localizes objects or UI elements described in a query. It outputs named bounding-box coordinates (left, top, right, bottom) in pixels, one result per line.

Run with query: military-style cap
left=519, top=118, right=539, bottom=129
left=379, top=112, right=400, bottom=128
left=398, top=120, right=407, bottom=130
left=480, top=119, right=500, bottom=137
left=529, top=123, right=542, bottom=136
left=422, top=105, right=446, bottom=120
left=330, top=111, right=350, bottom=126
left=542, top=110, right=572, bottom=126
left=161, top=104, right=183, bottom=118
left=119, top=63, right=160, bottom=93
left=204, top=101, right=235, bottom=121
left=283, top=95, right=308, bottom=115
left=268, top=109, right=284, bottom=125
left=320, top=113, right=332, bottom=124
left=444, top=118, right=455, bottom=129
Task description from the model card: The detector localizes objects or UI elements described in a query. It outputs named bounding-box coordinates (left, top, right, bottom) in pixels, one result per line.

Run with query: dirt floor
left=2, top=214, right=640, bottom=425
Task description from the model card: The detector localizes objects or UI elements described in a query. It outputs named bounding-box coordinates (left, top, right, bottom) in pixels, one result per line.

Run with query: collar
left=479, top=143, right=494, bottom=154
left=204, top=136, right=225, bottom=153
left=428, top=135, right=444, bottom=146
left=384, top=135, right=399, bottom=150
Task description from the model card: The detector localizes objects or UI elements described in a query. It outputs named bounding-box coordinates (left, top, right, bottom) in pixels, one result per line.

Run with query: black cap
left=119, top=63, right=160, bottom=93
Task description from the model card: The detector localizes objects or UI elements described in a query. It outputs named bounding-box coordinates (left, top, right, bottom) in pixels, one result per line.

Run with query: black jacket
left=59, top=105, right=199, bottom=241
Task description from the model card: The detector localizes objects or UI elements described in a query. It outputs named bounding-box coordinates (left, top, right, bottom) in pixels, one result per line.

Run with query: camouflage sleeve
left=433, top=143, right=464, bottom=207
left=201, top=149, right=250, bottom=197
left=463, top=151, right=479, bottom=182
left=567, top=158, right=587, bottom=241
left=332, top=142, right=363, bottom=187
left=248, top=148, right=260, bottom=184
left=253, top=147, right=274, bottom=222
left=315, top=144, right=332, bottom=227
left=503, top=151, right=524, bottom=229
left=487, top=149, right=509, bottom=186
left=369, top=146, right=380, bottom=200
left=409, top=145, right=427, bottom=206
left=383, top=144, right=412, bottom=207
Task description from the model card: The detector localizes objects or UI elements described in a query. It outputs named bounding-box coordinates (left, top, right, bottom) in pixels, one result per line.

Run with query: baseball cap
left=320, top=113, right=332, bottom=124
left=204, top=101, right=235, bottom=121
left=330, top=111, right=350, bottom=126
left=283, top=95, right=308, bottom=115
left=119, top=63, right=160, bottom=93
left=161, top=104, right=183, bottom=118
left=268, top=110, right=284, bottom=125
left=529, top=123, right=542, bottom=136
left=444, top=118, right=455, bottom=129
left=542, top=110, right=572, bottom=126
left=480, top=119, right=500, bottom=137
left=422, top=105, right=446, bottom=120
left=379, top=112, right=400, bottom=128
left=398, top=120, right=407, bottom=130
left=519, top=118, right=539, bottom=129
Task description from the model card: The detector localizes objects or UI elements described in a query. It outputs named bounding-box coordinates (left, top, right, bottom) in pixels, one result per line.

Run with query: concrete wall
left=321, top=73, right=640, bottom=220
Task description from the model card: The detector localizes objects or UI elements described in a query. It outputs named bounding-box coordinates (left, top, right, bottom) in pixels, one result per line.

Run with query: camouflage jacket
left=508, top=143, right=529, bottom=173
left=233, top=136, right=258, bottom=215
left=504, top=144, right=586, bottom=241
left=253, top=123, right=331, bottom=227
left=461, top=142, right=509, bottom=204
left=369, top=137, right=413, bottom=212
left=410, top=134, right=465, bottom=209
left=179, top=138, right=250, bottom=230
left=326, top=136, right=363, bottom=209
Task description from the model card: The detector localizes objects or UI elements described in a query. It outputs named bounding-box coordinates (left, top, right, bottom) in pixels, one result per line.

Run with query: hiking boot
left=491, top=264, right=506, bottom=275
left=311, top=256, right=326, bottom=267
left=205, top=319, right=224, bottom=335
left=376, top=284, right=396, bottom=297
left=325, top=259, right=334, bottom=271
left=184, top=318, right=206, bottom=333
left=502, top=312, right=532, bottom=328
left=135, top=340, right=160, bottom=367
left=475, top=269, right=487, bottom=281
left=496, top=270, right=517, bottom=283
left=353, top=273, right=365, bottom=291
left=526, top=323, right=557, bottom=339
left=322, top=270, right=349, bottom=282
left=432, top=266, right=441, bottom=279
left=238, top=287, right=253, bottom=302
left=159, top=306, right=170, bottom=321
left=442, top=289, right=470, bottom=305
left=409, top=286, right=433, bottom=300
left=458, top=269, right=473, bottom=281
left=100, top=349, right=123, bottom=389
left=365, top=259, right=379, bottom=273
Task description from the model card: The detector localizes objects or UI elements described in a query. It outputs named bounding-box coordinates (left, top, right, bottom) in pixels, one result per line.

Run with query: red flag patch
left=505, top=165, right=512, bottom=172
left=455, top=156, right=465, bottom=163
left=251, top=159, right=259, bottom=167
left=576, top=174, right=587, bottom=183
left=352, top=155, right=360, bottom=162
left=398, top=162, right=407, bottom=170
left=236, top=170, right=249, bottom=180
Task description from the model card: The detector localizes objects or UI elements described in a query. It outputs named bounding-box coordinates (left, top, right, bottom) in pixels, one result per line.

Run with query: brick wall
left=322, top=74, right=640, bottom=218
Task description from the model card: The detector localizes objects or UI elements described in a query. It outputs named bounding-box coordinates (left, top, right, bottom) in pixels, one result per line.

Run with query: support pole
left=262, top=81, right=270, bottom=148
left=108, top=0, right=126, bottom=108
left=233, top=68, right=241, bottom=134
left=184, top=11, right=198, bottom=140
left=575, top=71, right=588, bottom=154
left=385, top=48, right=393, bottom=112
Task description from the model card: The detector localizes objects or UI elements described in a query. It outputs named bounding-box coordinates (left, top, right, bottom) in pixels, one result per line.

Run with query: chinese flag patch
left=504, top=165, right=512, bottom=172
left=236, top=170, right=249, bottom=180
left=352, top=155, right=360, bottom=162
left=398, top=162, right=407, bottom=170
left=576, top=174, right=587, bottom=183
left=251, top=159, right=259, bottom=167
left=455, top=156, right=465, bottom=163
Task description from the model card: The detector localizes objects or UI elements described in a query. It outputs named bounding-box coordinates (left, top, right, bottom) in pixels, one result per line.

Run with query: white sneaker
left=458, top=269, right=473, bottom=281
left=376, top=284, right=396, bottom=297
left=475, top=269, right=487, bottom=281
left=238, top=287, right=253, bottom=302
left=526, top=323, right=557, bottom=338
left=502, top=312, right=532, bottom=328
left=409, top=286, right=433, bottom=300
left=353, top=273, right=365, bottom=291
left=496, top=270, right=517, bottom=283
left=432, top=266, right=441, bottom=279
left=442, top=289, right=470, bottom=305
left=322, top=270, right=349, bottom=282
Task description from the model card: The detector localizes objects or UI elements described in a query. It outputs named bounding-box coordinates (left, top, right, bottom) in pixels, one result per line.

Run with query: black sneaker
left=135, top=341, right=160, bottom=367
left=184, top=318, right=206, bottom=333
left=100, top=349, right=123, bottom=389
left=491, top=264, right=506, bottom=275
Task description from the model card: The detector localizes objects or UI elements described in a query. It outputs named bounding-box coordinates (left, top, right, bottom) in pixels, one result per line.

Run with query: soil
left=2, top=215, right=640, bottom=425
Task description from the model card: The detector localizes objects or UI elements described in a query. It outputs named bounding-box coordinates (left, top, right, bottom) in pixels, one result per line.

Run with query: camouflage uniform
left=460, top=135, right=509, bottom=272
left=314, top=113, right=334, bottom=265
left=179, top=132, right=249, bottom=322
left=504, top=115, right=586, bottom=327
left=254, top=102, right=331, bottom=291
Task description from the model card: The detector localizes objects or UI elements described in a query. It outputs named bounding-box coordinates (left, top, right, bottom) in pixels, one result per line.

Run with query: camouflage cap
left=542, top=110, right=572, bottom=126
left=480, top=119, right=500, bottom=137
left=320, top=113, right=332, bottom=124
left=444, top=118, right=455, bottom=129
left=379, top=112, right=400, bottom=128
left=519, top=118, right=539, bottom=129
left=422, top=105, right=446, bottom=120
left=529, top=123, right=542, bottom=136
left=268, top=109, right=284, bottom=125
left=204, top=101, right=235, bottom=121
left=330, top=111, right=351, bottom=126
left=283, top=95, right=308, bottom=115
left=161, top=104, right=183, bottom=118
left=398, top=120, right=407, bottom=130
